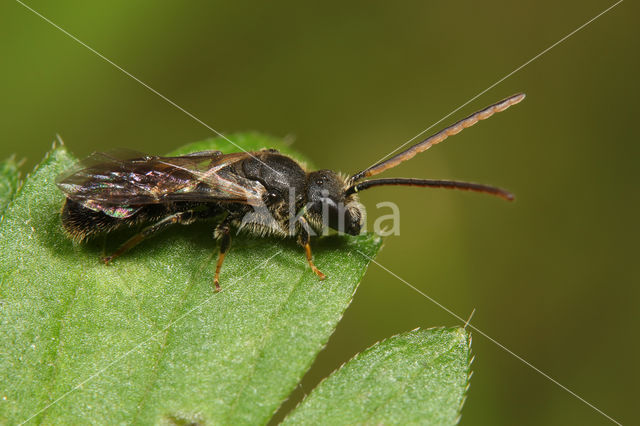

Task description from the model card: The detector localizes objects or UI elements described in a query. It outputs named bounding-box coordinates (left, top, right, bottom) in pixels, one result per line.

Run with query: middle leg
left=212, top=216, right=233, bottom=292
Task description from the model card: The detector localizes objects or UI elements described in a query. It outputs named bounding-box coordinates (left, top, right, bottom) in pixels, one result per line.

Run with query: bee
left=57, top=93, right=524, bottom=291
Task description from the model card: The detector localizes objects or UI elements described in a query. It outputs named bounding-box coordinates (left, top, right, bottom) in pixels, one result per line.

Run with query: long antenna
left=346, top=178, right=514, bottom=201
left=350, top=93, right=525, bottom=183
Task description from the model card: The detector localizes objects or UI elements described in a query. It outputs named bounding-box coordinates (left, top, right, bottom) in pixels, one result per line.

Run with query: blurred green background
left=1, top=1, right=637, bottom=424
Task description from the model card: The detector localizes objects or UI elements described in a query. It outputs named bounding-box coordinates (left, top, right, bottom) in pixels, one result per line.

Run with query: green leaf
left=283, top=327, right=472, bottom=425
left=0, top=155, right=22, bottom=216
left=0, top=133, right=382, bottom=424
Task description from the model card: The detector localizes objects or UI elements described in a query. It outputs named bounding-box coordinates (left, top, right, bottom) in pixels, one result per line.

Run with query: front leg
left=297, top=217, right=326, bottom=280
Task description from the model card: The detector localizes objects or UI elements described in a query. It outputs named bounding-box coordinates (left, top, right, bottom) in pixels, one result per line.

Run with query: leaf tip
left=53, top=134, right=66, bottom=149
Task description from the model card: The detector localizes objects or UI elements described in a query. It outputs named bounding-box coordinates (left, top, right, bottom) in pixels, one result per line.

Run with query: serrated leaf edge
left=283, top=326, right=471, bottom=422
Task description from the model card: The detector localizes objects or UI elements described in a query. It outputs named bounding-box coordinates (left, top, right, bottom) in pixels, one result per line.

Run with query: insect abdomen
left=61, top=200, right=129, bottom=241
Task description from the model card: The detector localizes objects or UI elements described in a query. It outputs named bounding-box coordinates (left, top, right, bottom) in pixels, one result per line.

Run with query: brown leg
left=303, top=241, right=326, bottom=280
left=102, top=211, right=195, bottom=264
left=213, top=221, right=232, bottom=292
left=298, top=217, right=326, bottom=280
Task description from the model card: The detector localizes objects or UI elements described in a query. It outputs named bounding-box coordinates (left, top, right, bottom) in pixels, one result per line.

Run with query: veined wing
left=57, top=150, right=267, bottom=210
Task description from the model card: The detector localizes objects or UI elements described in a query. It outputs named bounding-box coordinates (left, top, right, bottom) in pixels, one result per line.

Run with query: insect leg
left=102, top=210, right=197, bottom=264
left=297, top=217, right=326, bottom=280
left=213, top=217, right=233, bottom=292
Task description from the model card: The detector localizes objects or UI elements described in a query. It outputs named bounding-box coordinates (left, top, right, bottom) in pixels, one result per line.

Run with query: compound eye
left=267, top=192, right=279, bottom=202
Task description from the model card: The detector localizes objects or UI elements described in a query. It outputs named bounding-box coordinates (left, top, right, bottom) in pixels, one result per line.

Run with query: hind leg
left=102, top=210, right=198, bottom=264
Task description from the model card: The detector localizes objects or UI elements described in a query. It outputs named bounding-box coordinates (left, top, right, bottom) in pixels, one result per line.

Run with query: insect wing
left=57, top=150, right=267, bottom=210
left=156, top=152, right=267, bottom=205
left=56, top=149, right=146, bottom=181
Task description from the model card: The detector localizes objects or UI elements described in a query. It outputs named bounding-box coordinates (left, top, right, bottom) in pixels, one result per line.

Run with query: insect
left=57, top=93, right=524, bottom=291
